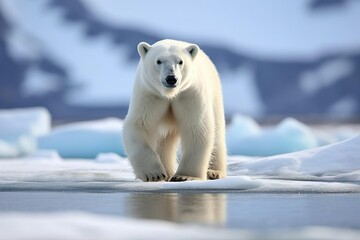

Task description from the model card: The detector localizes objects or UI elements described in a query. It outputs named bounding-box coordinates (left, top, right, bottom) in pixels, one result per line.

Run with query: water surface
left=0, top=192, right=359, bottom=230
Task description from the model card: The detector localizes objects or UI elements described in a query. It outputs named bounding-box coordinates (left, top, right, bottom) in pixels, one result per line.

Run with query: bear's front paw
left=169, top=175, right=201, bottom=182
left=138, top=172, right=167, bottom=182
left=207, top=170, right=224, bottom=180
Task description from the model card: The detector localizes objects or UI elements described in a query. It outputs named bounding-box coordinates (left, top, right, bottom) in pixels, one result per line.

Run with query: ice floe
left=0, top=212, right=359, bottom=240
left=1, top=108, right=358, bottom=159
left=0, top=136, right=359, bottom=193
left=38, top=118, right=125, bottom=158
left=0, top=107, right=50, bottom=157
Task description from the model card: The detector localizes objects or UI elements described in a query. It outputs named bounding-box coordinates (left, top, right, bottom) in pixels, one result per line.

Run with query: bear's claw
left=207, top=170, right=221, bottom=180
left=170, top=176, right=185, bottom=182
left=143, top=172, right=167, bottom=182
left=169, top=175, right=199, bottom=182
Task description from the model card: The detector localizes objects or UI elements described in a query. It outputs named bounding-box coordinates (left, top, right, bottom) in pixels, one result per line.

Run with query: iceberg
left=0, top=107, right=51, bottom=157
left=226, top=115, right=318, bottom=156
left=0, top=135, right=359, bottom=193
left=0, top=107, right=356, bottom=160
left=38, top=118, right=125, bottom=158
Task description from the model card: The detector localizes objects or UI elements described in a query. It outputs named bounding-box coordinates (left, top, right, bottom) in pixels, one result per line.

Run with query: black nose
left=165, top=75, right=177, bottom=86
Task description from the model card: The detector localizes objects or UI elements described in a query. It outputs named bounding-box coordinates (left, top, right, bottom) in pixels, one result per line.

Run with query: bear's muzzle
left=163, top=75, right=177, bottom=88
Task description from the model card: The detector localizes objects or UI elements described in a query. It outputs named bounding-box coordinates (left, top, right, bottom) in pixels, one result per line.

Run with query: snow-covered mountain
left=0, top=0, right=360, bottom=121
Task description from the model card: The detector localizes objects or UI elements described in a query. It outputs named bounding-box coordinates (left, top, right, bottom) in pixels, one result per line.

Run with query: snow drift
left=1, top=135, right=359, bottom=193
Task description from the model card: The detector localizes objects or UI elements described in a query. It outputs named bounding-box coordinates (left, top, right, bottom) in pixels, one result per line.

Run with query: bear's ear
left=137, top=42, right=151, bottom=58
left=186, top=44, right=199, bottom=59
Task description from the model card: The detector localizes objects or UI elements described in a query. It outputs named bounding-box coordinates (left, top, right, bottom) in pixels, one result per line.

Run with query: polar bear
left=123, top=39, right=226, bottom=182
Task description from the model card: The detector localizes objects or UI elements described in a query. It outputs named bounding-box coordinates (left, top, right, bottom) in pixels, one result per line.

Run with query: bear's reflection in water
left=125, top=193, right=226, bottom=225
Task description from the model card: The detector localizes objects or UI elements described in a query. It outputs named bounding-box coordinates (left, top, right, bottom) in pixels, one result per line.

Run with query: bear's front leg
left=157, top=131, right=179, bottom=180
left=170, top=111, right=215, bottom=181
left=123, top=123, right=167, bottom=182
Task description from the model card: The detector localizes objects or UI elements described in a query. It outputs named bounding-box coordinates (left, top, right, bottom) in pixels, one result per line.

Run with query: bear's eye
left=156, top=60, right=162, bottom=65
left=178, top=60, right=183, bottom=65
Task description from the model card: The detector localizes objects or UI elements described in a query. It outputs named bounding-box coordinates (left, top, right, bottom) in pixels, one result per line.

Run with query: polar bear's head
left=137, top=40, right=199, bottom=98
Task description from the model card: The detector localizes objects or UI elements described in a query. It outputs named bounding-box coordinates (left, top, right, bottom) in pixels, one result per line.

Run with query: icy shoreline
left=1, top=108, right=359, bottom=193
left=2, top=108, right=359, bottom=159
left=1, top=179, right=359, bottom=193
left=1, top=135, right=360, bottom=193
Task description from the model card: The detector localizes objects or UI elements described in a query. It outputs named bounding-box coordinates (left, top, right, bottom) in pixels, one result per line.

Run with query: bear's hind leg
left=207, top=143, right=227, bottom=180
left=207, top=96, right=227, bottom=180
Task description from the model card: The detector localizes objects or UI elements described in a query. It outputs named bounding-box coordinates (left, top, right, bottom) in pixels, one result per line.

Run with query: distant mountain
left=309, top=0, right=349, bottom=11
left=0, top=7, right=79, bottom=120
left=0, top=0, right=359, bottom=122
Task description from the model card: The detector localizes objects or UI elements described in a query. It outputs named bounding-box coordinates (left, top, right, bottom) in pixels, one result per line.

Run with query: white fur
left=123, top=39, right=226, bottom=181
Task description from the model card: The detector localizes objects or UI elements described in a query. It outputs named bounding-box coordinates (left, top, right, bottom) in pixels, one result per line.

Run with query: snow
left=0, top=0, right=137, bottom=106
left=0, top=108, right=51, bottom=157
left=0, top=108, right=51, bottom=137
left=328, top=97, right=358, bottom=119
left=83, top=0, right=360, bottom=59
left=1, top=111, right=360, bottom=239
left=300, top=59, right=354, bottom=95
left=1, top=135, right=360, bottom=193
left=2, top=212, right=359, bottom=240
left=21, top=66, right=62, bottom=97
left=1, top=107, right=357, bottom=161
left=222, top=66, right=264, bottom=116
left=4, top=28, right=41, bottom=60
left=226, top=115, right=318, bottom=156
left=0, top=108, right=359, bottom=192
left=37, top=115, right=327, bottom=159
left=2, top=0, right=360, bottom=113
left=0, top=212, right=240, bottom=240
left=38, top=118, right=126, bottom=158
left=228, top=135, right=360, bottom=179
left=35, top=114, right=338, bottom=159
